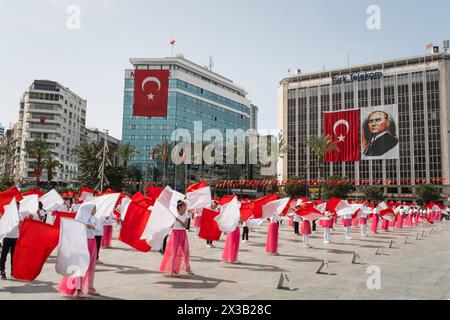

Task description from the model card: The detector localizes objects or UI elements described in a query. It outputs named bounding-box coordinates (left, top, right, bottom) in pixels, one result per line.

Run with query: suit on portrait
left=363, top=133, right=399, bottom=157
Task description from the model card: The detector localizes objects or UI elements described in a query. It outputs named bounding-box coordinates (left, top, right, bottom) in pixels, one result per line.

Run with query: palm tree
left=43, top=157, right=61, bottom=184
left=153, top=140, right=174, bottom=186
left=25, top=139, right=50, bottom=186
left=116, top=143, right=139, bottom=169
left=306, top=134, right=339, bottom=199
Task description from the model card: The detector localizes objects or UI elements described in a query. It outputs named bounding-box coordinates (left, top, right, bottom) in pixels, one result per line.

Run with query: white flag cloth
left=89, top=193, right=120, bottom=221
left=245, top=218, right=264, bottom=229
left=19, top=194, right=39, bottom=215
left=55, top=218, right=90, bottom=277
left=376, top=201, right=388, bottom=212
left=0, top=199, right=20, bottom=242
left=118, top=197, right=131, bottom=220
left=315, top=202, right=327, bottom=214
left=261, top=198, right=290, bottom=220
left=186, top=187, right=211, bottom=211
left=335, top=200, right=355, bottom=217
left=79, top=191, right=94, bottom=201
left=40, top=189, right=64, bottom=212
left=140, top=186, right=184, bottom=251
left=214, top=197, right=240, bottom=232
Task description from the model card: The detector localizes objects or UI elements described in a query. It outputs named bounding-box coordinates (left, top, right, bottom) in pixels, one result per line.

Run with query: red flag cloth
left=22, top=188, right=45, bottom=198
left=252, top=194, right=278, bottom=219
left=53, top=212, right=76, bottom=230
left=240, top=202, right=255, bottom=222
left=131, top=192, right=145, bottom=202
left=119, top=202, right=151, bottom=252
left=295, top=203, right=324, bottom=221
left=146, top=186, right=164, bottom=200
left=325, top=197, right=343, bottom=213
left=198, top=208, right=222, bottom=241
left=186, top=181, right=207, bottom=193
left=281, top=199, right=297, bottom=216
left=219, top=195, right=236, bottom=206
left=324, top=109, right=360, bottom=162
left=12, top=220, right=60, bottom=281
left=133, top=69, right=169, bottom=117
left=0, top=187, right=23, bottom=214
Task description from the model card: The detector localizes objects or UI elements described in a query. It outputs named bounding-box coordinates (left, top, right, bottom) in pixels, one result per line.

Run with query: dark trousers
left=161, top=235, right=169, bottom=253
left=312, top=221, right=317, bottom=232
left=206, top=240, right=213, bottom=245
left=0, top=238, right=17, bottom=273
left=242, top=226, right=249, bottom=240
left=95, top=235, right=102, bottom=260
left=294, top=221, right=299, bottom=234
left=186, top=218, right=191, bottom=231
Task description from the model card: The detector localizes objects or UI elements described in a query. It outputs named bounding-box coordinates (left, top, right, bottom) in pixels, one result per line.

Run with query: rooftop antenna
left=169, top=37, right=176, bottom=57
left=209, top=55, right=214, bottom=71
left=444, top=40, right=449, bottom=53
left=347, top=53, right=350, bottom=67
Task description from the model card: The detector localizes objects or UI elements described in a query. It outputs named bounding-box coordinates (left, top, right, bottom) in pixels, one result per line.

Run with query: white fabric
left=75, top=203, right=101, bottom=239
left=90, top=193, right=120, bottom=221
left=186, top=187, right=211, bottom=211
left=19, top=195, right=39, bottom=216
left=245, top=218, right=264, bottom=229
left=335, top=200, right=355, bottom=217
left=118, top=197, right=131, bottom=220
left=70, top=203, right=80, bottom=213
left=261, top=198, right=290, bottom=220
left=214, top=197, right=240, bottom=232
left=55, top=218, right=90, bottom=278
left=315, top=203, right=327, bottom=213
left=40, top=189, right=64, bottom=212
left=79, top=191, right=94, bottom=201
left=157, top=186, right=185, bottom=216
left=140, top=199, right=176, bottom=251
left=0, top=199, right=21, bottom=240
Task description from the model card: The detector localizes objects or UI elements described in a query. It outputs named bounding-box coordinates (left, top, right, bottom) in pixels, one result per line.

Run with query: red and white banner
left=133, top=69, right=169, bottom=117
left=324, top=109, right=360, bottom=162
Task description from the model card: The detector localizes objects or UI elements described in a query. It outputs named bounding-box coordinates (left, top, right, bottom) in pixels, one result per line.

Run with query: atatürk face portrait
left=363, top=111, right=399, bottom=157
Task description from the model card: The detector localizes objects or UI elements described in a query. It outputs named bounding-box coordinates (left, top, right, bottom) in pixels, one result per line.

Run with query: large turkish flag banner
left=324, top=109, right=360, bottom=162
left=133, top=69, right=169, bottom=117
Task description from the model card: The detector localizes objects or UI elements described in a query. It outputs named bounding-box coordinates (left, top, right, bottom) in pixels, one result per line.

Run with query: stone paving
left=0, top=220, right=450, bottom=300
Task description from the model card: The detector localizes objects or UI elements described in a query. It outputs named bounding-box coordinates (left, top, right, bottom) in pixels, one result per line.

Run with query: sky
left=1, top=0, right=449, bottom=139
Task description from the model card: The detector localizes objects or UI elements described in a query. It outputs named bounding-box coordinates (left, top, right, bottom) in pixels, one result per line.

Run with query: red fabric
left=12, top=220, right=60, bottom=281
left=53, top=212, right=76, bottom=230
left=78, top=187, right=93, bottom=198
left=133, top=69, right=169, bottom=117
left=131, top=192, right=154, bottom=208
left=0, top=187, right=23, bottom=214
left=326, top=197, right=342, bottom=213
left=145, top=186, right=164, bottom=200
left=131, top=192, right=145, bottom=202
left=252, top=194, right=278, bottom=219
left=119, top=202, right=151, bottom=252
left=186, top=181, right=207, bottom=193
left=198, top=208, right=222, bottom=241
left=265, top=222, right=279, bottom=254
left=240, top=202, right=255, bottom=222
left=324, top=109, right=360, bottom=162
left=281, top=199, right=297, bottom=216
left=22, top=188, right=45, bottom=198
left=219, top=195, right=236, bottom=206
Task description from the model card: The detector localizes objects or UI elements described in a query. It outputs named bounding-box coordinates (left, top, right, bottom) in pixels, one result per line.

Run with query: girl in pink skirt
left=222, top=225, right=241, bottom=263
left=322, top=212, right=334, bottom=244
left=395, top=208, right=405, bottom=228
left=301, top=218, right=312, bottom=248
left=381, top=217, right=390, bottom=232
left=101, top=213, right=114, bottom=248
left=360, top=214, right=368, bottom=236
left=405, top=208, right=414, bottom=227
left=58, top=203, right=102, bottom=298
left=265, top=214, right=279, bottom=255
left=371, top=212, right=380, bottom=234
left=160, top=200, right=194, bottom=277
left=342, top=215, right=353, bottom=240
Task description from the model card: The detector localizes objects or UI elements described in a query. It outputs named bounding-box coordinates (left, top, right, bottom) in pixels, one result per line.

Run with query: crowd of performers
left=0, top=184, right=448, bottom=298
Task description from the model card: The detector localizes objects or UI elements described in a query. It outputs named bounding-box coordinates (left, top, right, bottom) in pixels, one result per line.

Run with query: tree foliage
left=283, top=177, right=308, bottom=198
left=415, top=184, right=442, bottom=204
left=322, top=175, right=354, bottom=200
left=361, top=186, right=385, bottom=202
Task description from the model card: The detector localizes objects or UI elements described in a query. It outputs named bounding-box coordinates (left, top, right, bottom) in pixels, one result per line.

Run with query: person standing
left=360, top=213, right=368, bottom=237
left=101, top=213, right=114, bottom=249
left=207, top=200, right=219, bottom=248
left=70, top=198, right=81, bottom=213
left=58, top=203, right=102, bottom=297
left=322, top=212, right=334, bottom=244
left=342, top=214, right=353, bottom=240
left=300, top=217, right=312, bottom=249
left=0, top=202, right=23, bottom=280
left=265, top=213, right=279, bottom=255
left=371, top=208, right=380, bottom=234
left=160, top=200, right=194, bottom=277
left=222, top=222, right=241, bottom=264
left=94, top=218, right=104, bottom=265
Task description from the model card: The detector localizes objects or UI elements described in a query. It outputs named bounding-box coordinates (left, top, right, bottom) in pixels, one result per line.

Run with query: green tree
left=116, top=143, right=139, bottom=169
left=306, top=135, right=339, bottom=199
left=43, top=156, right=61, bottom=184
left=283, top=177, right=308, bottom=198
left=25, top=139, right=50, bottom=186
left=361, top=185, right=385, bottom=202
left=415, top=184, right=442, bottom=204
left=322, top=175, right=354, bottom=200
left=153, top=140, right=174, bottom=186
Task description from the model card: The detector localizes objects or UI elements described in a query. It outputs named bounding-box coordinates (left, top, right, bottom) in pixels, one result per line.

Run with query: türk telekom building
left=278, top=53, right=450, bottom=199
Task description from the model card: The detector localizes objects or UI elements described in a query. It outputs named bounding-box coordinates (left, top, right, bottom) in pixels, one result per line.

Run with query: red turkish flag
left=240, top=202, right=255, bottom=222
left=12, top=220, right=60, bottom=281
left=0, top=187, right=23, bottom=214
left=198, top=208, right=222, bottom=241
left=252, top=194, right=278, bottom=219
left=119, top=202, right=151, bottom=252
left=324, top=109, right=360, bottom=162
left=186, top=181, right=207, bottom=193
left=53, top=211, right=76, bottom=230
left=133, top=69, right=169, bottom=117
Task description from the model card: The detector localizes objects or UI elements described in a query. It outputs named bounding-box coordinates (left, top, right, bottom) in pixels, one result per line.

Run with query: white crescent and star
left=333, top=119, right=350, bottom=142
left=141, top=77, right=161, bottom=101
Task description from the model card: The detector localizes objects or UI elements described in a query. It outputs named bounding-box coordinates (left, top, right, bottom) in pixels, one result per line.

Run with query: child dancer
left=300, top=217, right=312, bottom=248
left=222, top=222, right=241, bottom=264
left=265, top=213, right=279, bottom=255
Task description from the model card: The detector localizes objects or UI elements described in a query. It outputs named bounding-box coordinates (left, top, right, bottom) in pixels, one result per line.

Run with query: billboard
left=361, top=104, right=400, bottom=160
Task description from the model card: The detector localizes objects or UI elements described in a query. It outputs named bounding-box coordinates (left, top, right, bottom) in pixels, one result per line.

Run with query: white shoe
left=195, top=235, right=200, bottom=239
left=242, top=240, right=247, bottom=243
left=324, top=241, right=330, bottom=244
left=304, top=245, right=311, bottom=249
left=346, top=237, right=352, bottom=240
left=206, top=244, right=212, bottom=248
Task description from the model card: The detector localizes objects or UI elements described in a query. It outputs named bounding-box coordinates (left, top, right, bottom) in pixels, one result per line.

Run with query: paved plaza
left=1, top=221, right=450, bottom=300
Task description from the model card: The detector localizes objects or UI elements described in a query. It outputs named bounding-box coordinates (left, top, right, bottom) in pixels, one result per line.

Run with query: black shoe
left=1, top=272, right=6, bottom=280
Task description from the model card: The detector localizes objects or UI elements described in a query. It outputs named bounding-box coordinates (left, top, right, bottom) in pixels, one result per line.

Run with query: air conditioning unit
left=433, top=46, right=440, bottom=54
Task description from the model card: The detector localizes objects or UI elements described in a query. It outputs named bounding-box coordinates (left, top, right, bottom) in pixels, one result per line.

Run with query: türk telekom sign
left=332, top=71, right=383, bottom=85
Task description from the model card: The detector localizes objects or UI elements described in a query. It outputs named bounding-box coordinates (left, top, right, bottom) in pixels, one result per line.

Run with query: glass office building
left=278, top=53, right=450, bottom=199
left=122, top=54, right=252, bottom=178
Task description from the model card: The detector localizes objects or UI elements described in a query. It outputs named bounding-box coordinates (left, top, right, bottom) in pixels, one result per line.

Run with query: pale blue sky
left=1, top=0, right=449, bottom=139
